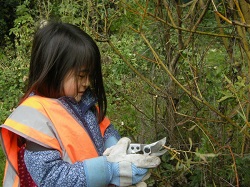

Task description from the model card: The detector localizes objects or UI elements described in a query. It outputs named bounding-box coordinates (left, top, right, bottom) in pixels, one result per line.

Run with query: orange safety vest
left=0, top=95, right=110, bottom=187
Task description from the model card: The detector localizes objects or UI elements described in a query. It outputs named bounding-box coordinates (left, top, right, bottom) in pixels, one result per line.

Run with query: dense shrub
left=1, top=0, right=250, bottom=186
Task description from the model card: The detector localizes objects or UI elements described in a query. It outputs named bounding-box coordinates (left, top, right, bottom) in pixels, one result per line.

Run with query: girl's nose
left=83, top=76, right=90, bottom=87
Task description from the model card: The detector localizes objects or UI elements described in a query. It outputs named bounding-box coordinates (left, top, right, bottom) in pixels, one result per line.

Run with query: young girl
left=0, top=22, right=161, bottom=187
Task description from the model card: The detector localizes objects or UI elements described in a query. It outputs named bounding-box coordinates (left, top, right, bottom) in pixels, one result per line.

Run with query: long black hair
left=22, top=22, right=107, bottom=121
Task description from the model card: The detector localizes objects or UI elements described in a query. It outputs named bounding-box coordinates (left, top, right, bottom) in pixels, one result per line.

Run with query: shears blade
left=127, top=137, right=167, bottom=156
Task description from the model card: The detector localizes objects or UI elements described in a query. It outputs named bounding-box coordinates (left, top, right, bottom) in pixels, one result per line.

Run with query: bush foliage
left=1, top=0, right=250, bottom=186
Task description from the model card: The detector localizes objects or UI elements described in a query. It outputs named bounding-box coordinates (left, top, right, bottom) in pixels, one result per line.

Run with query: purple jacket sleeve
left=24, top=149, right=110, bottom=187
left=24, top=149, right=88, bottom=186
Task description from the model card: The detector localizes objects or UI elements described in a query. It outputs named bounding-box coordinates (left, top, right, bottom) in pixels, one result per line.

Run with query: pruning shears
left=127, top=137, right=167, bottom=156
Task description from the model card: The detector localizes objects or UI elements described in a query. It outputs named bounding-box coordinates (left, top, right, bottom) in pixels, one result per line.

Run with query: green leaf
left=115, top=80, right=122, bottom=86
left=195, top=152, right=218, bottom=162
left=217, top=94, right=234, bottom=103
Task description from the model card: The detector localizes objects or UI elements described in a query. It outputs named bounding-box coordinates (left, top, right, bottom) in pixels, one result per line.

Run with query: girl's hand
left=105, top=137, right=160, bottom=186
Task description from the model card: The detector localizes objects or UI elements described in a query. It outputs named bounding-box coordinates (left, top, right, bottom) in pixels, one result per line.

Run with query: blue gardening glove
left=107, top=161, right=148, bottom=186
left=104, top=137, right=161, bottom=186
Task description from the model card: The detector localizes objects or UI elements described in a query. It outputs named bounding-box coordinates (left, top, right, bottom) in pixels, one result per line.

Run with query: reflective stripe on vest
left=0, top=95, right=110, bottom=187
left=2, top=162, right=19, bottom=187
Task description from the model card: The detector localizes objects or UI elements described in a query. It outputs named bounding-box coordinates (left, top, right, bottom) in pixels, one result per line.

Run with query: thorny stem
left=122, top=0, right=239, bottom=38
left=211, top=0, right=250, bottom=28
left=217, top=146, right=240, bottom=187
left=147, top=12, right=240, bottom=37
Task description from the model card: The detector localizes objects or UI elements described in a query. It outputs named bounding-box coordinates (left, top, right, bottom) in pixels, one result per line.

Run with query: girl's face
left=63, top=69, right=90, bottom=102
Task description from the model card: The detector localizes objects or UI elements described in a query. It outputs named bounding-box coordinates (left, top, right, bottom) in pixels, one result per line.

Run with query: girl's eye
left=79, top=75, right=86, bottom=78
left=78, top=74, right=89, bottom=81
left=79, top=73, right=87, bottom=78
left=78, top=69, right=89, bottom=80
